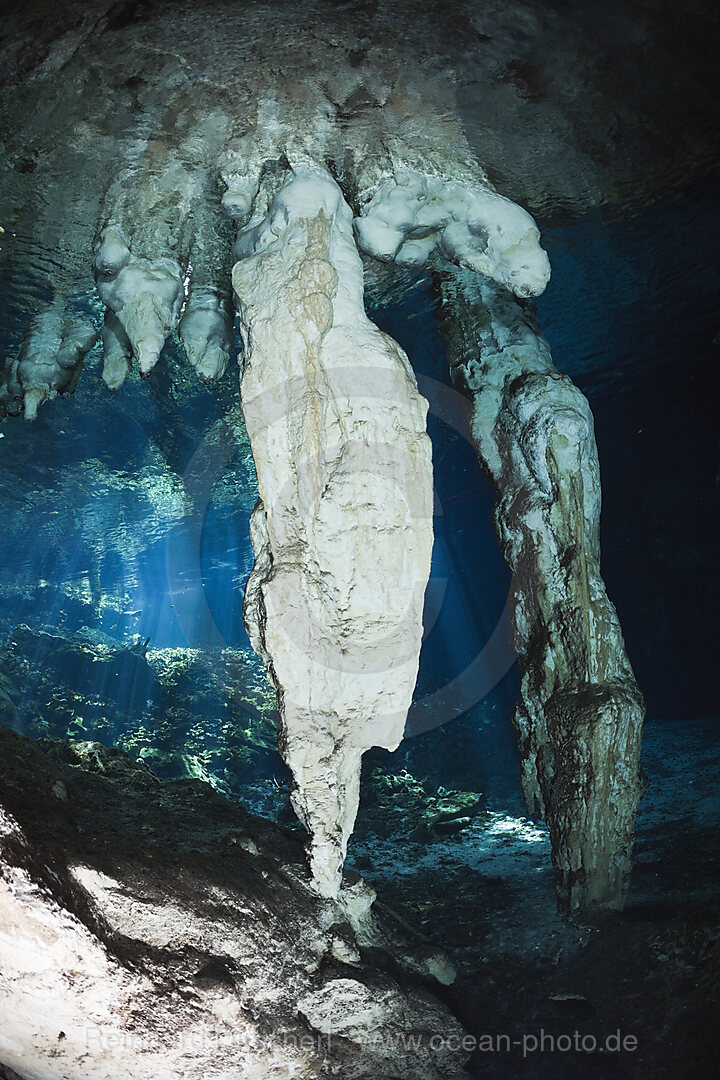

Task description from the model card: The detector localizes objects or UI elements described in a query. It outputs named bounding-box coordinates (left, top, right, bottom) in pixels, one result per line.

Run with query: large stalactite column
left=438, top=270, right=645, bottom=915
left=232, top=166, right=433, bottom=898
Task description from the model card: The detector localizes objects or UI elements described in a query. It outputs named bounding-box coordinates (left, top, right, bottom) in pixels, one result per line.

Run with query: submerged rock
left=0, top=626, right=282, bottom=801
left=0, top=727, right=467, bottom=1080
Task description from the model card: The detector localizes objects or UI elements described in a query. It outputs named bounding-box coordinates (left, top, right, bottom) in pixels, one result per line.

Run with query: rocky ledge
left=0, top=728, right=467, bottom=1079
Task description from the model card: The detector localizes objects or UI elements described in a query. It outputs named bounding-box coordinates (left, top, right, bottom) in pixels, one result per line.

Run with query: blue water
left=536, top=168, right=719, bottom=718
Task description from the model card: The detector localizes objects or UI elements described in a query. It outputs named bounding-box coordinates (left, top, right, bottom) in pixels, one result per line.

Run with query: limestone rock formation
left=0, top=299, right=96, bottom=421
left=233, top=166, right=434, bottom=898
left=0, top=0, right=714, bottom=419
left=179, top=287, right=234, bottom=384
left=438, top=270, right=646, bottom=913
left=99, top=308, right=133, bottom=392
left=0, top=728, right=467, bottom=1080
left=355, top=169, right=550, bottom=298
left=93, top=226, right=185, bottom=380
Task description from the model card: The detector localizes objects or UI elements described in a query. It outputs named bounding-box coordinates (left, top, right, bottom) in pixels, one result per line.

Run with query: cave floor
left=347, top=715, right=720, bottom=1079
left=1, top=667, right=717, bottom=1079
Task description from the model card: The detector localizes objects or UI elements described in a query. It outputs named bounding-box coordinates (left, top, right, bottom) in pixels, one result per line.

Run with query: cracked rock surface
left=0, top=727, right=467, bottom=1080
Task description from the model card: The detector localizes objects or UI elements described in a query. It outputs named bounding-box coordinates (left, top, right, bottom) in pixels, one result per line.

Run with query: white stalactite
left=233, top=165, right=434, bottom=897
left=93, top=225, right=184, bottom=378
left=355, top=169, right=551, bottom=298
left=100, top=309, right=133, bottom=392
left=179, top=287, right=234, bottom=384
left=0, top=298, right=97, bottom=421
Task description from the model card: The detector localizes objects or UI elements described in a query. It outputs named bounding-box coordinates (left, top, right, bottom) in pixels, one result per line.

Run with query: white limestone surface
left=355, top=169, right=551, bottom=298
left=100, top=309, right=133, bottom=391
left=179, top=287, right=234, bottom=384
left=233, top=165, right=434, bottom=897
left=0, top=733, right=467, bottom=1080
left=1, top=298, right=97, bottom=420
left=93, top=226, right=184, bottom=378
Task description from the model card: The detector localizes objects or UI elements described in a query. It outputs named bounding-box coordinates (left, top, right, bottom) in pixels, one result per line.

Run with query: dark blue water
left=536, top=168, right=719, bottom=719
left=364, top=277, right=522, bottom=799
